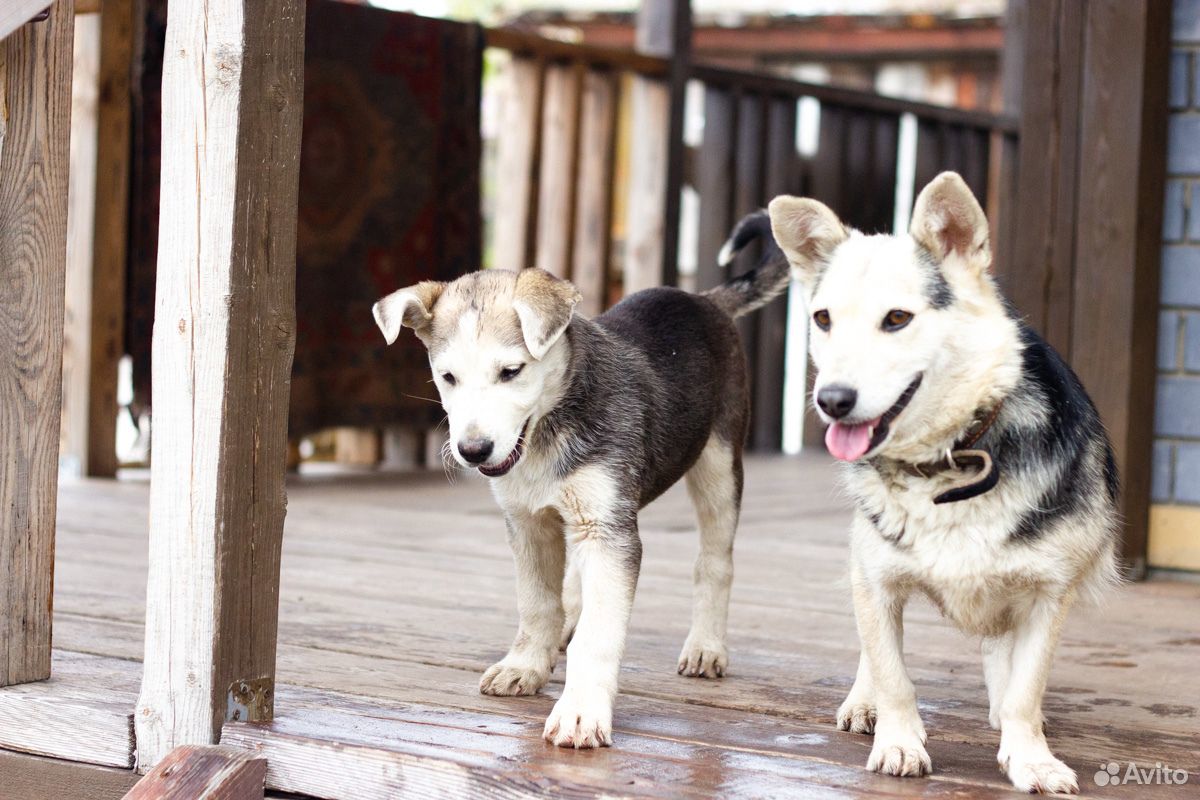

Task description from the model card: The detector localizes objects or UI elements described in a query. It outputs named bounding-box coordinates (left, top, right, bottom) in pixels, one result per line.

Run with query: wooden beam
left=0, top=749, right=137, bottom=800
left=571, top=69, right=619, bottom=317
left=1068, top=0, right=1168, bottom=574
left=0, top=0, right=75, bottom=688
left=533, top=62, right=582, bottom=278
left=622, top=0, right=691, bottom=294
left=85, top=0, right=135, bottom=477
left=491, top=56, right=543, bottom=271
left=136, top=0, right=305, bottom=768
left=125, top=746, right=266, bottom=800
left=61, top=11, right=101, bottom=477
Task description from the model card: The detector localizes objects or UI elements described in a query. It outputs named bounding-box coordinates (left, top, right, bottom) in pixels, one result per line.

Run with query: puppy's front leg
left=543, top=516, right=641, bottom=749
left=850, top=564, right=930, bottom=777
left=995, top=593, right=1078, bottom=795
left=480, top=510, right=565, bottom=697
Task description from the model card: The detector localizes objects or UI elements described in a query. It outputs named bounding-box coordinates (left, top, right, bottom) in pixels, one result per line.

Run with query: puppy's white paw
left=836, top=697, right=877, bottom=735
left=543, top=688, right=613, bottom=749
left=479, top=660, right=549, bottom=696
left=867, top=719, right=931, bottom=777
left=999, top=742, right=1078, bottom=794
left=676, top=634, right=727, bottom=678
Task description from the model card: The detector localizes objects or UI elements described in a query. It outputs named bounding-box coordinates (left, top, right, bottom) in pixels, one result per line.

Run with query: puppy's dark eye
left=499, top=364, right=525, bottom=382
left=882, top=309, right=914, bottom=332
left=441, top=372, right=456, bottom=386
left=813, top=309, right=831, bottom=331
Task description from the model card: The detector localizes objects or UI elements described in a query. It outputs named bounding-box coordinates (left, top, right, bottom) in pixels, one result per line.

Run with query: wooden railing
left=484, top=27, right=1019, bottom=450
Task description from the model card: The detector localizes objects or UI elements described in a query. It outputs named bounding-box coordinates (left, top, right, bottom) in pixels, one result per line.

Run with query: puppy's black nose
left=817, top=385, right=858, bottom=419
left=458, top=438, right=494, bottom=464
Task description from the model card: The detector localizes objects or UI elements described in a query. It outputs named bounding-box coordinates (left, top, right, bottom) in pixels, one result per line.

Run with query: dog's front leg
left=850, top=567, right=930, bottom=777
left=543, top=516, right=641, bottom=749
left=995, top=593, right=1078, bottom=794
left=480, top=510, right=565, bottom=697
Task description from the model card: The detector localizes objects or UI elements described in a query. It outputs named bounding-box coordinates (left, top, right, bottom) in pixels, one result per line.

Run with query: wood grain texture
left=570, top=69, right=618, bottom=318
left=0, top=0, right=75, bottom=688
left=692, top=86, right=734, bottom=292
left=85, top=0, right=134, bottom=478
left=61, top=12, right=100, bottom=478
left=42, top=459, right=1200, bottom=798
left=136, top=0, right=304, bottom=768
left=533, top=63, right=582, bottom=279
left=0, top=748, right=138, bottom=800
left=0, top=650, right=135, bottom=767
left=125, top=745, right=266, bottom=799
left=491, top=57, right=543, bottom=272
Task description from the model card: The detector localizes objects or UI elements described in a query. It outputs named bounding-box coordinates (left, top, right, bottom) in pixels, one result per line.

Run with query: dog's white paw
left=999, top=741, right=1078, bottom=794
left=836, top=697, right=877, bottom=735
left=543, top=688, right=613, bottom=748
left=676, top=634, right=727, bottom=678
left=866, top=719, right=931, bottom=777
left=479, top=660, right=549, bottom=696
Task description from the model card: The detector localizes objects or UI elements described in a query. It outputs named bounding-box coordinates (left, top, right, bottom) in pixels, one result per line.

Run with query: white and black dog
left=747, top=172, right=1120, bottom=794
left=371, top=238, right=787, bottom=748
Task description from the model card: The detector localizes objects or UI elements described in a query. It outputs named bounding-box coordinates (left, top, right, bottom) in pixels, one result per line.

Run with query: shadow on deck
left=27, top=455, right=1200, bottom=797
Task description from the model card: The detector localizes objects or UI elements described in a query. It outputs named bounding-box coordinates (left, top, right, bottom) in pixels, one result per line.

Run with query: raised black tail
left=701, top=210, right=790, bottom=319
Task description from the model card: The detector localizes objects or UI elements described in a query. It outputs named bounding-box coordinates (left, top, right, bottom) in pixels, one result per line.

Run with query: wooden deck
left=27, top=454, right=1200, bottom=797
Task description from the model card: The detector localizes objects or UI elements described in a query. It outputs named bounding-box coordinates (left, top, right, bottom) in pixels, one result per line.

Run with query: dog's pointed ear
left=513, top=268, right=581, bottom=360
left=372, top=281, right=445, bottom=345
left=767, top=196, right=848, bottom=293
left=910, top=172, right=991, bottom=271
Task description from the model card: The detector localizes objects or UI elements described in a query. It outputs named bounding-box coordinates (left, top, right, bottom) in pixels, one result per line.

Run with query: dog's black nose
left=817, top=385, right=858, bottom=419
left=458, top=438, right=494, bottom=464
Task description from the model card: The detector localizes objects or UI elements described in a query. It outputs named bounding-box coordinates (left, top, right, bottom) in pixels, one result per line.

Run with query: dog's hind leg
left=837, top=652, right=877, bottom=734
left=480, top=509, right=565, bottom=697
left=849, top=556, right=931, bottom=778
left=995, top=594, right=1078, bottom=794
left=678, top=434, right=741, bottom=678
left=559, top=547, right=582, bottom=651
left=981, top=632, right=1014, bottom=730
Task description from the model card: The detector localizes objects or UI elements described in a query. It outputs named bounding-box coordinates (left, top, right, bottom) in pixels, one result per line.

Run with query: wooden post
left=622, top=0, right=690, bottom=294
left=136, top=0, right=305, bottom=769
left=571, top=69, right=619, bottom=317
left=0, top=0, right=76, bottom=688
left=492, top=56, right=543, bottom=271
left=61, top=11, right=101, bottom=477
left=534, top=63, right=583, bottom=279
left=85, top=0, right=134, bottom=477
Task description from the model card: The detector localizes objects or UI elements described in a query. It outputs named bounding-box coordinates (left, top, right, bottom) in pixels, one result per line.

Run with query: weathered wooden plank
left=692, top=86, right=735, bottom=291
left=0, top=650, right=135, bottom=768
left=733, top=92, right=765, bottom=445
left=752, top=97, right=796, bottom=453
left=1069, top=0, right=1168, bottom=572
left=0, top=748, right=137, bottom=800
left=491, top=56, right=543, bottom=272
left=61, top=11, right=101, bottom=477
left=0, top=0, right=53, bottom=41
left=85, top=0, right=135, bottom=478
left=571, top=69, right=618, bottom=318
left=125, top=745, right=266, bottom=799
left=622, top=0, right=691, bottom=294
left=0, top=0, right=75, bottom=688
left=533, top=63, right=582, bottom=278
left=136, top=0, right=305, bottom=768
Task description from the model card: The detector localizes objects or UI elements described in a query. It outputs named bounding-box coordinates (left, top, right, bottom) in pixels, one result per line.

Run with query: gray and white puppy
left=372, top=227, right=786, bottom=749
left=757, top=172, right=1120, bottom=794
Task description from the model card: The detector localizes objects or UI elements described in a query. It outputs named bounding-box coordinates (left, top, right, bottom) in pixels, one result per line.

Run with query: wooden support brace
left=0, top=0, right=76, bottom=688
left=123, top=745, right=266, bottom=800
left=135, top=0, right=305, bottom=768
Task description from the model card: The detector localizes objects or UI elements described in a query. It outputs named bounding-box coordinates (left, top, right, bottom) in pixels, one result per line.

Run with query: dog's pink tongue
left=825, top=421, right=874, bottom=461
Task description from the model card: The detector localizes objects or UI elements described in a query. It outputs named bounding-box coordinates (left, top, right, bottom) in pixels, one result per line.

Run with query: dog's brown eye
left=883, top=309, right=914, bottom=332
left=441, top=372, right=456, bottom=386
left=813, top=309, right=831, bottom=331
left=499, top=364, right=524, bottom=382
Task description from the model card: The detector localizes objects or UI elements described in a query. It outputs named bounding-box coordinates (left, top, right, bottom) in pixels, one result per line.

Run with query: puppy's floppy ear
left=910, top=172, right=991, bottom=270
left=513, top=268, right=581, bottom=360
left=372, top=281, right=445, bottom=345
left=767, top=196, right=847, bottom=293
